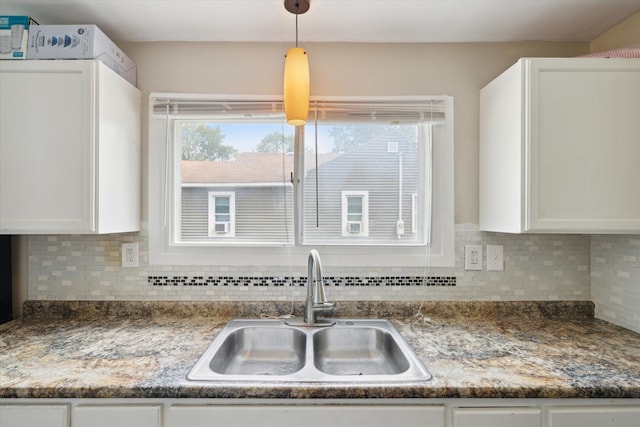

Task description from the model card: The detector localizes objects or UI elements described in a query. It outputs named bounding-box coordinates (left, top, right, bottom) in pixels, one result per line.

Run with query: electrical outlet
left=465, top=245, right=482, bottom=271
left=121, top=243, right=139, bottom=268
left=487, top=244, right=504, bottom=271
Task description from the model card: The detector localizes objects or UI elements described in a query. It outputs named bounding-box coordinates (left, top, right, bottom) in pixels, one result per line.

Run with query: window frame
left=208, top=192, right=235, bottom=238
left=411, top=193, right=418, bottom=234
left=148, top=93, right=455, bottom=267
left=341, top=191, right=369, bottom=237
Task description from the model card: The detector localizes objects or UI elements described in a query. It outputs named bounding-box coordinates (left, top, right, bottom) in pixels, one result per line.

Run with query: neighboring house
left=303, top=130, right=419, bottom=243
left=180, top=130, right=419, bottom=244
left=181, top=153, right=295, bottom=243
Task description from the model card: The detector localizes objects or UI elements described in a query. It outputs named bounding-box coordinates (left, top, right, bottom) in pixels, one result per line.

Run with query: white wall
left=590, top=10, right=640, bottom=53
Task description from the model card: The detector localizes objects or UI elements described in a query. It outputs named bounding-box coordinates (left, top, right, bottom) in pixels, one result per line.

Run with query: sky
left=218, top=123, right=334, bottom=153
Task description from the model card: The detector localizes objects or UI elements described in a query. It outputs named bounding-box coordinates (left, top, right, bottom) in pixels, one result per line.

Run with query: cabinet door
left=72, top=404, right=161, bottom=427
left=0, top=404, right=69, bottom=427
left=527, top=59, right=640, bottom=232
left=548, top=407, right=640, bottom=427
left=94, top=61, right=141, bottom=234
left=166, top=404, right=445, bottom=427
left=480, top=58, right=640, bottom=234
left=453, top=407, right=541, bottom=427
left=0, top=61, right=95, bottom=233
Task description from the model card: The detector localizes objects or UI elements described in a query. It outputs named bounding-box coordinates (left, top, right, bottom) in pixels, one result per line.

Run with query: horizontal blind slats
left=152, top=98, right=446, bottom=123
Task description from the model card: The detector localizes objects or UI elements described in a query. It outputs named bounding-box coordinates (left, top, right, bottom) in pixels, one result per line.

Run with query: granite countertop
left=1, top=300, right=639, bottom=399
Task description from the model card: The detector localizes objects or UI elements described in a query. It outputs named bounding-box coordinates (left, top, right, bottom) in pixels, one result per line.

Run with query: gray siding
left=303, top=133, right=420, bottom=243
left=181, top=186, right=294, bottom=243
left=179, top=131, right=422, bottom=244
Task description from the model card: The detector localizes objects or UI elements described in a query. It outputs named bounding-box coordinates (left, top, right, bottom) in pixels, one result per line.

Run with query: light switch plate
left=464, top=245, right=483, bottom=270
left=487, top=244, right=504, bottom=271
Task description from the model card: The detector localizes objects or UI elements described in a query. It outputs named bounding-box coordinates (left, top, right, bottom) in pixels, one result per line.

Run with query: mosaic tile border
left=147, top=275, right=457, bottom=287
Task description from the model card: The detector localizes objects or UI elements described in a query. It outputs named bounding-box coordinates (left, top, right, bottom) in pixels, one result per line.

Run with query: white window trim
left=148, top=93, right=455, bottom=268
left=341, top=191, right=369, bottom=237
left=208, top=192, right=235, bottom=238
left=411, top=193, right=418, bottom=234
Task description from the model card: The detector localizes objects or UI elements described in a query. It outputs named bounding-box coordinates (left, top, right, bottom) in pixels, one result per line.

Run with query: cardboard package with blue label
left=0, top=16, right=37, bottom=60
left=27, top=24, right=136, bottom=86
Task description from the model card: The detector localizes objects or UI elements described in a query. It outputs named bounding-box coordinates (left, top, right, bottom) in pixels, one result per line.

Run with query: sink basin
left=313, top=327, right=410, bottom=375
left=187, top=319, right=431, bottom=383
left=210, top=327, right=306, bottom=376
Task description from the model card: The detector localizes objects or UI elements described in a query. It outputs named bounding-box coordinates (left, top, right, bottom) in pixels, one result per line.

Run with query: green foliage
left=181, top=124, right=237, bottom=161
left=256, top=132, right=295, bottom=153
left=329, top=125, right=417, bottom=152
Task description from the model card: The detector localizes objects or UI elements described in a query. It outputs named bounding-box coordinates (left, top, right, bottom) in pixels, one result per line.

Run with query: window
left=342, top=191, right=369, bottom=237
left=149, top=95, right=454, bottom=267
left=177, top=118, right=294, bottom=245
left=208, top=192, right=235, bottom=237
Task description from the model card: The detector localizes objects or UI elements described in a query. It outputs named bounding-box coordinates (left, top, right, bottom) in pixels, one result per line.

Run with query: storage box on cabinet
left=0, top=60, right=141, bottom=234
left=479, top=58, right=640, bottom=234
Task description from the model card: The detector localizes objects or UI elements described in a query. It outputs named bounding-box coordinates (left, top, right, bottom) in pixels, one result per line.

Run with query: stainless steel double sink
left=187, top=319, right=432, bottom=383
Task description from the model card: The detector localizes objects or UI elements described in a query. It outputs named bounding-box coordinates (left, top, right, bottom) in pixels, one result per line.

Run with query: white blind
left=152, top=99, right=285, bottom=119
left=152, top=97, right=446, bottom=123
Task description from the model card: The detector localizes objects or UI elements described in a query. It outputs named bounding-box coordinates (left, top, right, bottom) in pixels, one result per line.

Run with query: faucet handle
left=314, top=301, right=336, bottom=313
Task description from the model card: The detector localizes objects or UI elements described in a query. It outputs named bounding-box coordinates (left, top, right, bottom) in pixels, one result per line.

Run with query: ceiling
left=1, top=0, right=639, bottom=44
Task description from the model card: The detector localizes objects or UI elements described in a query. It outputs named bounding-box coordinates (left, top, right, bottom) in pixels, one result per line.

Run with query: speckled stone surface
left=1, top=300, right=639, bottom=399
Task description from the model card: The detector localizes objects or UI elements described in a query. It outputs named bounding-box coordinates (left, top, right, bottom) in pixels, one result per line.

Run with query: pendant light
left=283, top=0, right=310, bottom=126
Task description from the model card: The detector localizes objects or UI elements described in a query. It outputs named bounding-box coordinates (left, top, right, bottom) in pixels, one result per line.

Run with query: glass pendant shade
left=284, top=47, right=309, bottom=126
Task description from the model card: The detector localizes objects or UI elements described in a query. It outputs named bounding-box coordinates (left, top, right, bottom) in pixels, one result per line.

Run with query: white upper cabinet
left=479, top=58, right=640, bottom=234
left=0, top=60, right=141, bottom=234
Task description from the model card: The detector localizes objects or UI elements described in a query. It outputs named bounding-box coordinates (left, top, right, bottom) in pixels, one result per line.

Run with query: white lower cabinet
left=165, top=404, right=445, bottom=427
left=547, top=407, right=640, bottom=427
left=453, top=407, right=541, bottom=427
left=1, top=399, right=640, bottom=426
left=0, top=404, right=69, bottom=427
left=72, top=404, right=162, bottom=427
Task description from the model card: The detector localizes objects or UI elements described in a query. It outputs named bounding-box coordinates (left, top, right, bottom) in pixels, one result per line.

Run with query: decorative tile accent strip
left=147, top=276, right=307, bottom=287
left=147, top=275, right=456, bottom=287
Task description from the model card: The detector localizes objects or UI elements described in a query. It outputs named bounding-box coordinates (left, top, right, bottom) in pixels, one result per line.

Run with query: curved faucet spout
left=305, top=249, right=336, bottom=324
left=307, top=249, right=325, bottom=303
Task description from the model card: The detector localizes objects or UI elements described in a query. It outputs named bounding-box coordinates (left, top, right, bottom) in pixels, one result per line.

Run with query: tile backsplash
left=28, top=225, right=591, bottom=302
left=591, top=235, right=640, bottom=333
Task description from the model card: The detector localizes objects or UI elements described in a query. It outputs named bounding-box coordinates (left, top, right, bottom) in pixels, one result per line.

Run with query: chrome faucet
left=304, top=249, right=336, bottom=324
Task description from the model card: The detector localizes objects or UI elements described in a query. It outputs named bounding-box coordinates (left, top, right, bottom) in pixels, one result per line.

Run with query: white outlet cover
left=464, top=245, right=483, bottom=271
left=122, top=242, right=139, bottom=268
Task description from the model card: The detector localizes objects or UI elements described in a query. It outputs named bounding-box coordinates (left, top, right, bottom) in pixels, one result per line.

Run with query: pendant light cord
left=295, top=6, right=299, bottom=47
left=314, top=102, right=319, bottom=227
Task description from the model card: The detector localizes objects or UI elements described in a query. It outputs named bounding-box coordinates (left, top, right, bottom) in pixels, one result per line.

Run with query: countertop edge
left=2, top=385, right=639, bottom=400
